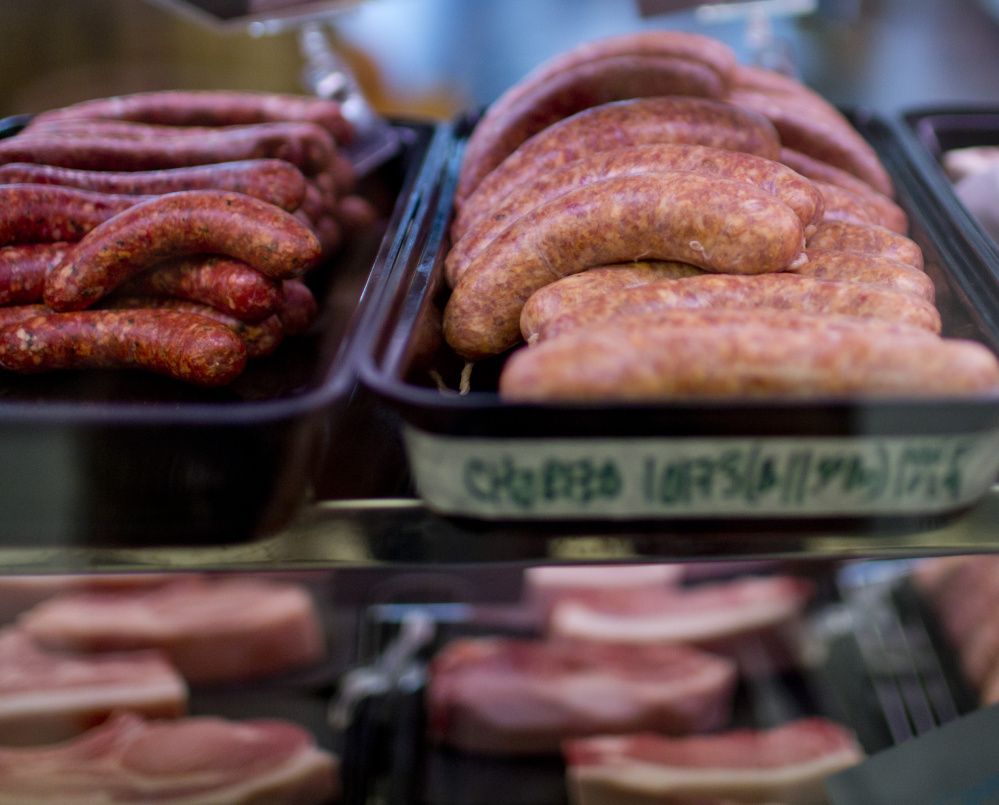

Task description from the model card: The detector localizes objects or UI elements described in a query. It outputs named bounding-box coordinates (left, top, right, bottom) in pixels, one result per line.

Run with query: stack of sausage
left=0, top=90, right=377, bottom=387
left=442, top=31, right=999, bottom=399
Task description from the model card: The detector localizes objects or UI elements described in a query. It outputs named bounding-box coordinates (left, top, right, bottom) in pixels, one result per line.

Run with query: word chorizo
left=445, top=172, right=806, bottom=360
left=448, top=143, right=825, bottom=282
left=0, top=160, right=307, bottom=212
left=454, top=96, right=781, bottom=226
left=0, top=309, right=247, bottom=387
left=500, top=311, right=997, bottom=400
left=44, top=190, right=321, bottom=311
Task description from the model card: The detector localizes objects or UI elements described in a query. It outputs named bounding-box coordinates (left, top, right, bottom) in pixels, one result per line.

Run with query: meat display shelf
left=0, top=486, right=998, bottom=575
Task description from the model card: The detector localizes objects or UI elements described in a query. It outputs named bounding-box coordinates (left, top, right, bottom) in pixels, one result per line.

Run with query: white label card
left=403, top=427, right=999, bottom=520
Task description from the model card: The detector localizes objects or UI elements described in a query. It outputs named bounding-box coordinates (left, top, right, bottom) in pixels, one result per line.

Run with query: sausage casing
left=793, top=249, right=935, bottom=302
left=445, top=172, right=806, bottom=360
left=44, top=190, right=322, bottom=311
left=0, top=309, right=247, bottom=387
left=806, top=220, right=923, bottom=269
left=500, top=311, right=997, bottom=400
left=0, top=242, right=73, bottom=305
left=0, top=185, right=145, bottom=247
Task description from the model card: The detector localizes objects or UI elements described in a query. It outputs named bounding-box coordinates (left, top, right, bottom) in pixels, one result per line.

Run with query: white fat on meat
left=0, top=628, right=186, bottom=746
left=18, top=577, right=325, bottom=685
left=0, top=712, right=338, bottom=804
left=427, top=638, right=737, bottom=755
left=564, top=718, right=864, bottom=805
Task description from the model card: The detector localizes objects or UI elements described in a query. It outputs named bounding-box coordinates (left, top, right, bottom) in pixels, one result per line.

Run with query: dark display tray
left=357, top=111, right=999, bottom=533
left=0, top=115, right=451, bottom=546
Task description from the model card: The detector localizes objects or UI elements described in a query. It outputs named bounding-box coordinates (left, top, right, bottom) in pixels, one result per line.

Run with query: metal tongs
left=298, top=21, right=403, bottom=177
left=328, top=607, right=435, bottom=731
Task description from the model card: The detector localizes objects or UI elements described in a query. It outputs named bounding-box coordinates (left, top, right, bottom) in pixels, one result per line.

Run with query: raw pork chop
left=564, top=717, right=864, bottom=805
left=0, top=712, right=338, bottom=804
left=19, top=577, right=324, bottom=684
left=548, top=576, right=814, bottom=673
left=427, top=637, right=737, bottom=755
left=0, top=628, right=186, bottom=746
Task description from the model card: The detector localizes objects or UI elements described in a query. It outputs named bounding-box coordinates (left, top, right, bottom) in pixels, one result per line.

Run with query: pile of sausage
left=0, top=89, right=378, bottom=387
left=442, top=31, right=999, bottom=399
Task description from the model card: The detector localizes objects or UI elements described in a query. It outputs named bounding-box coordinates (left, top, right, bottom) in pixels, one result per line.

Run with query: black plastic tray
left=358, top=111, right=999, bottom=534
left=0, top=116, right=451, bottom=546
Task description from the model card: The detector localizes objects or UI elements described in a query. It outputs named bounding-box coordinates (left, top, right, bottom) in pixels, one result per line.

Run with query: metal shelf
left=1, top=486, right=998, bottom=575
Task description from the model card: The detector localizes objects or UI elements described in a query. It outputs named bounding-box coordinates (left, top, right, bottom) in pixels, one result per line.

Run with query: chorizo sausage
left=457, top=54, right=725, bottom=201
left=0, top=121, right=335, bottom=176
left=454, top=97, right=781, bottom=221
left=116, top=256, right=282, bottom=323
left=806, top=220, right=923, bottom=269
left=44, top=190, right=322, bottom=311
left=105, top=296, right=283, bottom=359
left=0, top=304, right=53, bottom=329
left=499, top=311, right=997, bottom=400
left=520, top=262, right=705, bottom=341
left=792, top=249, right=935, bottom=301
left=0, top=160, right=307, bottom=212
left=27, top=90, right=354, bottom=145
left=779, top=148, right=908, bottom=233
left=334, top=194, right=379, bottom=230
left=444, top=172, right=806, bottom=360
left=0, top=185, right=146, bottom=247
left=278, top=280, right=318, bottom=336
left=530, top=273, right=941, bottom=344
left=0, top=309, right=247, bottom=387
left=0, top=242, right=72, bottom=305
left=448, top=143, right=824, bottom=283
left=726, top=88, right=894, bottom=197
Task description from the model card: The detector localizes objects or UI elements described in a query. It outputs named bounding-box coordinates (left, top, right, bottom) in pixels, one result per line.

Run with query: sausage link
left=0, top=242, right=73, bottom=305
left=105, top=296, right=283, bottom=359
left=279, top=280, right=318, bottom=336
left=726, top=88, right=894, bottom=197
left=0, top=160, right=307, bottom=212
left=44, top=190, right=321, bottom=311
left=0, top=309, right=247, bottom=387
left=444, top=172, right=806, bottom=360
left=457, top=55, right=725, bottom=201
left=0, top=304, right=53, bottom=329
left=500, top=311, right=997, bottom=400
left=0, top=121, right=336, bottom=176
left=779, top=148, right=907, bottom=233
left=793, top=249, right=935, bottom=302
left=28, top=90, right=354, bottom=145
left=806, top=220, right=923, bottom=269
left=463, top=30, right=738, bottom=198
left=521, top=262, right=704, bottom=342
left=117, top=256, right=282, bottom=323
left=448, top=143, right=824, bottom=283
left=814, top=180, right=881, bottom=228
left=312, top=215, right=343, bottom=257
left=0, top=185, right=146, bottom=246
left=533, top=273, right=941, bottom=344
left=334, top=195, right=378, bottom=230
left=454, top=97, right=781, bottom=224
left=298, top=181, right=326, bottom=222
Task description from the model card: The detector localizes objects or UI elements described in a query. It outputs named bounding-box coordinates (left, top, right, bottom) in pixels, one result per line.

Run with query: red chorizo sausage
left=0, top=121, right=335, bottom=176
left=0, top=309, right=247, bottom=387
left=806, top=220, right=923, bottom=269
left=0, top=185, right=146, bottom=247
left=0, top=242, right=72, bottom=305
left=105, top=296, right=283, bottom=359
left=457, top=54, right=725, bottom=201
left=779, top=148, right=907, bottom=233
left=445, top=172, right=806, bottom=360
left=27, top=90, right=354, bottom=145
left=454, top=97, right=781, bottom=223
left=0, top=160, right=307, bottom=212
left=116, top=256, right=282, bottom=323
left=278, top=280, right=318, bottom=336
left=44, top=190, right=322, bottom=311
left=448, top=143, right=824, bottom=283
left=530, top=273, right=941, bottom=344
left=499, top=311, right=997, bottom=400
